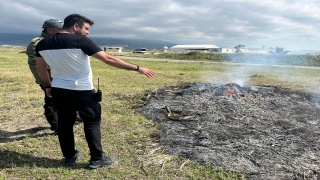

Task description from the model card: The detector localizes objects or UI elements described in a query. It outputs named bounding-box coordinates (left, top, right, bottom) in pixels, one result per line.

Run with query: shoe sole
left=65, top=150, right=82, bottom=167
left=89, top=162, right=114, bottom=169
left=88, top=161, right=115, bottom=169
left=88, top=164, right=108, bottom=169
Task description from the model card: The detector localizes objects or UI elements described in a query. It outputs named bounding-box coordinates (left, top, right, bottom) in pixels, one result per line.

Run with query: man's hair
left=63, top=14, right=94, bottom=29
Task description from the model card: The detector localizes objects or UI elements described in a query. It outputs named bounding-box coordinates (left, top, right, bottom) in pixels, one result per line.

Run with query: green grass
left=0, top=47, right=319, bottom=179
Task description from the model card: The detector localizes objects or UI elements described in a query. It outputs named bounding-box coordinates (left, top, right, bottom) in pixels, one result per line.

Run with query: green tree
left=234, top=44, right=245, bottom=53
left=275, top=46, right=284, bottom=54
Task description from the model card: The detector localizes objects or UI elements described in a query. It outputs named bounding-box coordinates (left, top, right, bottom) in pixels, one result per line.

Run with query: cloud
left=0, top=0, right=319, bottom=50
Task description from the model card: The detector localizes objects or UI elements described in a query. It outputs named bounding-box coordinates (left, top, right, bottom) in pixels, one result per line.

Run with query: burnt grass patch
left=134, top=83, right=320, bottom=180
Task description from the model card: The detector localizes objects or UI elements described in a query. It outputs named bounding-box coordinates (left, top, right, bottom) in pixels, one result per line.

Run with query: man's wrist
left=44, top=86, right=51, bottom=88
left=135, top=65, right=139, bottom=71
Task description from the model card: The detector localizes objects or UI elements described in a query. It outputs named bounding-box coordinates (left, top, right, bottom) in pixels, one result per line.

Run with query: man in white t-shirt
left=36, top=13, right=156, bottom=169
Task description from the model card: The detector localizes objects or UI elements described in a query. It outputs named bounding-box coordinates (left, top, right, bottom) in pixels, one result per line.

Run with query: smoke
left=201, top=56, right=320, bottom=108
left=226, top=66, right=251, bottom=86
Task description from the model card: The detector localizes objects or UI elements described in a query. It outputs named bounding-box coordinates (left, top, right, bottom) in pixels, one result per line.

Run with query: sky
left=0, top=0, right=319, bottom=51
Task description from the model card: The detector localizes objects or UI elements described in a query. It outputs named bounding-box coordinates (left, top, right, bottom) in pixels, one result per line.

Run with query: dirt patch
left=135, top=83, right=320, bottom=180
left=0, top=117, right=52, bottom=144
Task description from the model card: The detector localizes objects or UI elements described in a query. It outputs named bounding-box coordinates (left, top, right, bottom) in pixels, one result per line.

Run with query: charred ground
left=134, top=83, right=320, bottom=180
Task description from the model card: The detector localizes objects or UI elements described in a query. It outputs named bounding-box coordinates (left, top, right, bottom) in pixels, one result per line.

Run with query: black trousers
left=51, top=87, right=103, bottom=160
left=40, top=84, right=58, bottom=130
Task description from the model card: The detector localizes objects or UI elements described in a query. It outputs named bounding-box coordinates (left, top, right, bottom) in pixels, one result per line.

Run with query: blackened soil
left=135, top=83, right=320, bottom=180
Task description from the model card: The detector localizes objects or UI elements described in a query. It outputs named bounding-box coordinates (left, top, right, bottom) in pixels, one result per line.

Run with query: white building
left=169, top=45, right=220, bottom=53
left=163, top=46, right=169, bottom=53
left=212, top=48, right=236, bottom=53
left=169, top=45, right=240, bottom=53
left=102, top=46, right=123, bottom=52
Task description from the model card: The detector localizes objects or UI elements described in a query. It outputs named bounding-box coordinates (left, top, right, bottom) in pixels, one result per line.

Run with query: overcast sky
left=0, top=0, right=319, bottom=51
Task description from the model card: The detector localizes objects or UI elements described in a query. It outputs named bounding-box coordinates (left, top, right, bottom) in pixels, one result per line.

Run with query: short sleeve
left=80, top=37, right=102, bottom=56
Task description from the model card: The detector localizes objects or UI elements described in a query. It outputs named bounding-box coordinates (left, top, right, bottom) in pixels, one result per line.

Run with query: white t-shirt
left=36, top=33, right=102, bottom=90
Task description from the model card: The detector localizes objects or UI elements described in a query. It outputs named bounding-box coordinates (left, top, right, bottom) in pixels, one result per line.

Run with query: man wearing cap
left=26, top=19, right=63, bottom=132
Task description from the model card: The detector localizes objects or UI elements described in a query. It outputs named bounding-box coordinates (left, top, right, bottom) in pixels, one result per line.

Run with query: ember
left=225, top=91, right=233, bottom=95
left=135, top=83, right=320, bottom=180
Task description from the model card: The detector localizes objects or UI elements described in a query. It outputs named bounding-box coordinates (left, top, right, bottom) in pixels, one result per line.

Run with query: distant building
left=169, top=45, right=220, bottom=53
left=245, top=47, right=269, bottom=54
left=169, top=45, right=237, bottom=53
left=133, top=48, right=148, bottom=54
left=168, top=44, right=288, bottom=54
left=235, top=48, right=250, bottom=53
left=211, top=48, right=236, bottom=53
left=148, top=46, right=169, bottom=54
left=102, top=46, right=123, bottom=52
left=163, top=46, right=169, bottom=53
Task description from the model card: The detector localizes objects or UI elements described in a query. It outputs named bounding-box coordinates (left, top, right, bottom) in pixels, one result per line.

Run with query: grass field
left=0, top=47, right=319, bottom=180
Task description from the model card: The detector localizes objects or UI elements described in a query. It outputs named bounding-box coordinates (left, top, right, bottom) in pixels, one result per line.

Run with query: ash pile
left=135, top=83, right=320, bottom=180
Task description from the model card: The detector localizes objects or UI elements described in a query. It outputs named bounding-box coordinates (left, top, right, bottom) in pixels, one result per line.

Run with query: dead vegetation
left=134, top=83, right=320, bottom=180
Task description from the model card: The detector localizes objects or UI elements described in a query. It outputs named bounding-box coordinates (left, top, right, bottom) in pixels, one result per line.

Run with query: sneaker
left=88, top=154, right=116, bottom=169
left=65, top=150, right=82, bottom=167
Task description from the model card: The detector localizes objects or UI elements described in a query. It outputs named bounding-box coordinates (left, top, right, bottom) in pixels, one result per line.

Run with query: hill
left=0, top=33, right=176, bottom=50
left=90, top=37, right=175, bottom=50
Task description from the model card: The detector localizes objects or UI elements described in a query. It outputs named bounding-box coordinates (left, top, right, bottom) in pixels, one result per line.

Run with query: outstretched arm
left=91, top=51, right=156, bottom=78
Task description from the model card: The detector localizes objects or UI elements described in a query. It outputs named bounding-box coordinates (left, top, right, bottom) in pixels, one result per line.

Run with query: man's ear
left=73, top=23, right=79, bottom=31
